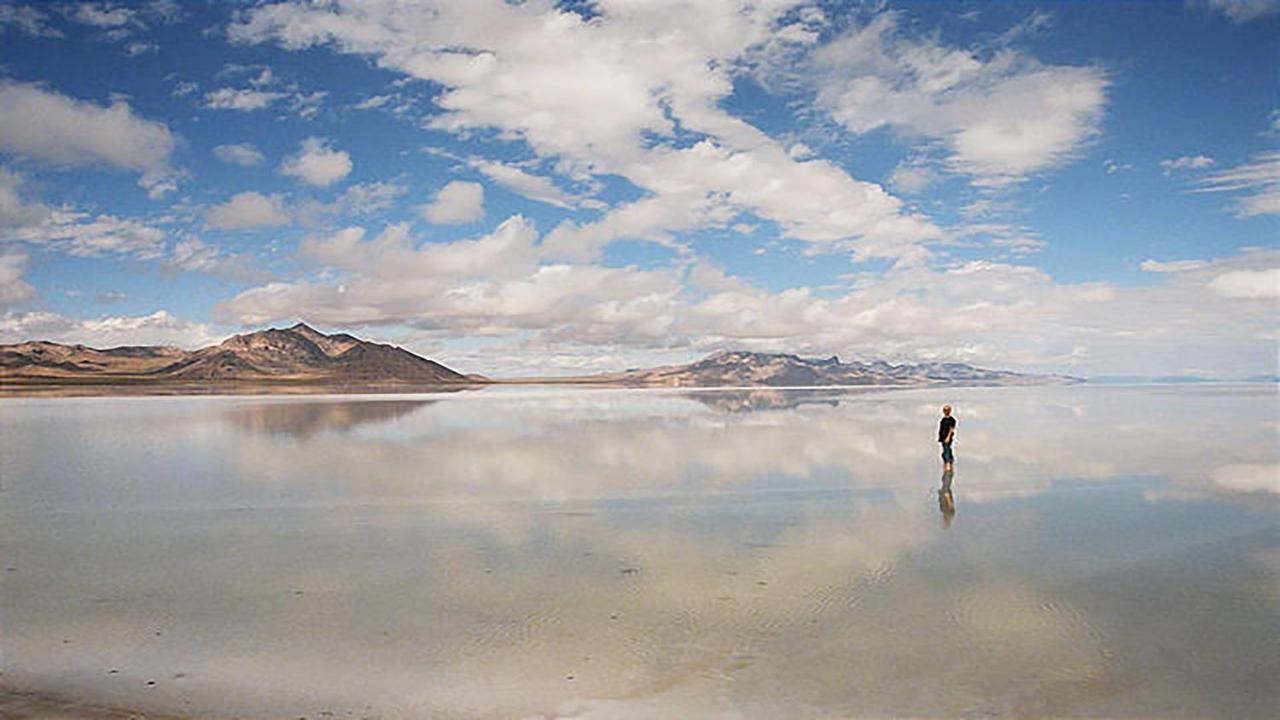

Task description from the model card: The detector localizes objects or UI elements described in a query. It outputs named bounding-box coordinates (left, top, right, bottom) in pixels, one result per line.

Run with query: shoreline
left=0, top=377, right=1085, bottom=398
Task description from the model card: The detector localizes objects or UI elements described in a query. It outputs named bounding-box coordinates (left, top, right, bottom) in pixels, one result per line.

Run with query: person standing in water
left=938, top=405, right=956, bottom=471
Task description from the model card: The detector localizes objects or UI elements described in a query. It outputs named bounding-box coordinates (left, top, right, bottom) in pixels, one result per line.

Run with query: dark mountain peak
left=284, top=322, right=361, bottom=358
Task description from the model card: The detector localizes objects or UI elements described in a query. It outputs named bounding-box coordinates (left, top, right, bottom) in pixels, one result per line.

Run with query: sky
left=0, top=0, right=1276, bottom=378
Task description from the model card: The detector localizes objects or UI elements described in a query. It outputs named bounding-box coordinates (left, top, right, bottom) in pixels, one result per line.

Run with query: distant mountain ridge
left=557, top=350, right=1080, bottom=387
left=3, top=328, right=1079, bottom=388
left=0, top=323, right=480, bottom=385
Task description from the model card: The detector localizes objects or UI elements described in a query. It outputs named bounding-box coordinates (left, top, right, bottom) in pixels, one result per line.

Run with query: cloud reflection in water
left=0, top=385, right=1276, bottom=718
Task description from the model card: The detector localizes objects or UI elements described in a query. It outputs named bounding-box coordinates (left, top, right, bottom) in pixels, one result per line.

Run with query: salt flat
left=1, top=385, right=1276, bottom=718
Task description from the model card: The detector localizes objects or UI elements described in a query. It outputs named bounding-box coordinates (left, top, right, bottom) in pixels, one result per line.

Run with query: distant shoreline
left=0, top=377, right=1094, bottom=398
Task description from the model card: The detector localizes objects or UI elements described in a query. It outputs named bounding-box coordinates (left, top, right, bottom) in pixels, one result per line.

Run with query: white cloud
left=0, top=4, right=62, bottom=37
left=466, top=158, right=586, bottom=209
left=71, top=3, right=137, bottom=28
left=0, top=251, right=35, bottom=308
left=205, top=192, right=290, bottom=230
left=163, top=237, right=273, bottom=282
left=888, top=162, right=937, bottom=194
left=1192, top=151, right=1280, bottom=217
left=279, top=137, right=352, bottom=187
left=1140, top=259, right=1209, bottom=273
left=421, top=181, right=485, bottom=224
left=787, top=143, right=815, bottom=160
left=1160, top=155, right=1215, bottom=174
left=231, top=1, right=939, bottom=261
left=295, top=181, right=409, bottom=227
left=213, top=143, right=266, bottom=166
left=219, top=216, right=682, bottom=344
left=216, top=208, right=1279, bottom=378
left=0, top=309, right=221, bottom=349
left=124, top=41, right=158, bottom=56
left=1208, top=268, right=1280, bottom=299
left=203, top=87, right=288, bottom=111
left=11, top=210, right=167, bottom=259
left=813, top=13, right=1108, bottom=187
left=0, top=81, right=177, bottom=185
left=354, top=94, right=395, bottom=110
left=1103, top=159, right=1132, bottom=174
left=0, top=167, right=50, bottom=229
left=201, top=65, right=327, bottom=118
left=1205, top=0, right=1280, bottom=22
left=331, top=181, right=407, bottom=216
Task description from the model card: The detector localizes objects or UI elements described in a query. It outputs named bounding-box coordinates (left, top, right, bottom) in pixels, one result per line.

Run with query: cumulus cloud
left=71, top=3, right=137, bottom=28
left=0, top=251, right=36, bottom=308
left=421, top=181, right=485, bottom=224
left=333, top=182, right=406, bottom=216
left=10, top=210, right=167, bottom=259
left=215, top=209, right=1279, bottom=378
left=1207, top=268, right=1280, bottom=299
left=213, top=143, right=266, bottom=166
left=813, top=12, right=1108, bottom=187
left=297, top=181, right=409, bottom=225
left=163, top=237, right=274, bottom=283
left=0, top=309, right=221, bottom=349
left=203, top=87, right=289, bottom=111
left=0, top=167, right=50, bottom=229
left=279, top=137, right=352, bottom=187
left=201, top=65, right=327, bottom=118
left=1192, top=151, right=1280, bottom=217
left=0, top=80, right=177, bottom=190
left=219, top=216, right=683, bottom=345
left=888, top=162, right=937, bottom=194
left=205, top=191, right=290, bottom=230
left=230, top=0, right=939, bottom=261
left=1160, top=155, right=1215, bottom=174
left=0, top=4, right=62, bottom=37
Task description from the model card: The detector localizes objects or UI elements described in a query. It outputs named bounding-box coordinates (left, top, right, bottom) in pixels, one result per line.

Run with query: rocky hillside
left=0, top=323, right=480, bottom=385
left=573, top=350, right=1080, bottom=387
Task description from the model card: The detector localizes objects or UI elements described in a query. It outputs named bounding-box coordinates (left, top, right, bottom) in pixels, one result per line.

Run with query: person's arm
left=946, top=422, right=955, bottom=444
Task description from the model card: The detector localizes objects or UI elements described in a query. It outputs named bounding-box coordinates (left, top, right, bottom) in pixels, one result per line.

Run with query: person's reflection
left=938, top=469, right=956, bottom=529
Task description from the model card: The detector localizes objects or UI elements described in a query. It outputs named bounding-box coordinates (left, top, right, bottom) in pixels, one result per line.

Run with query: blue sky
left=0, top=0, right=1276, bottom=377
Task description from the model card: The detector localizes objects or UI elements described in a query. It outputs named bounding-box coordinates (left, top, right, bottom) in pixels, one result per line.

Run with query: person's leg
left=942, top=442, right=954, bottom=470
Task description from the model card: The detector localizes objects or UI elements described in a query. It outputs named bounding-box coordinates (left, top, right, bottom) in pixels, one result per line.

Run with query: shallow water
left=1, top=385, right=1277, bottom=718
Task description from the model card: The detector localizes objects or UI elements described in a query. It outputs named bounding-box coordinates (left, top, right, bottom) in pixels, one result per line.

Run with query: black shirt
left=938, top=416, right=956, bottom=443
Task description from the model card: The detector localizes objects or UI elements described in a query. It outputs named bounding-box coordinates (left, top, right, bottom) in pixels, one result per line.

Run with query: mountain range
left=546, top=350, right=1080, bottom=387
left=0, top=323, right=481, bottom=385
left=1, top=325, right=1079, bottom=388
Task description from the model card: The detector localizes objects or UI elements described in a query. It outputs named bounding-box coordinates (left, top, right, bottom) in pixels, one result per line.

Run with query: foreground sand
left=0, top=689, right=190, bottom=720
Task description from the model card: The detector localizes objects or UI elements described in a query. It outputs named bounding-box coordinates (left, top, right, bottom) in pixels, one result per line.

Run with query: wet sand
left=0, top=688, right=189, bottom=719
left=2, top=386, right=1276, bottom=718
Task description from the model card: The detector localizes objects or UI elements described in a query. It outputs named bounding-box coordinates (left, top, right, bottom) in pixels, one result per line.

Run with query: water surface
left=1, top=385, right=1276, bottom=718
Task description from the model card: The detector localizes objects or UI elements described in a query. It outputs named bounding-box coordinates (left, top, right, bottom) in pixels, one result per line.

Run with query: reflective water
left=1, top=385, right=1276, bottom=718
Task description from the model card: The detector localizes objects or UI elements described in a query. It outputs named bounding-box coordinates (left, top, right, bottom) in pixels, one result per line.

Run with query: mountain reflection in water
left=0, top=385, right=1276, bottom=719
left=224, top=399, right=435, bottom=438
